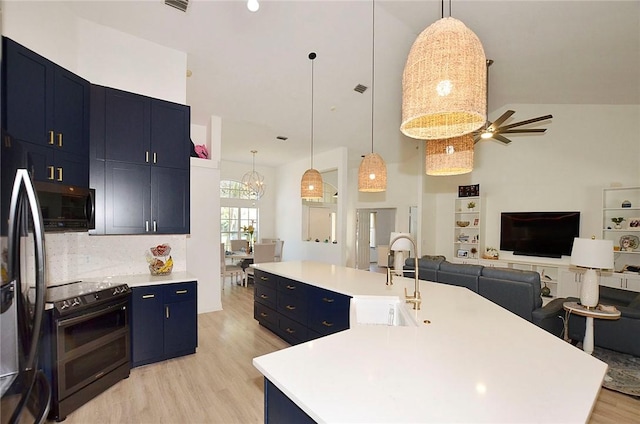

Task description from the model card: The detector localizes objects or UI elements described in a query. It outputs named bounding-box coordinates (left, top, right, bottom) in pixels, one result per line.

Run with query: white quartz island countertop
left=89, top=271, right=197, bottom=288
left=252, top=261, right=607, bottom=423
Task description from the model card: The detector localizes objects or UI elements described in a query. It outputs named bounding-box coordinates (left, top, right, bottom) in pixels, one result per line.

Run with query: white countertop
left=90, top=271, right=197, bottom=288
left=253, top=261, right=607, bottom=423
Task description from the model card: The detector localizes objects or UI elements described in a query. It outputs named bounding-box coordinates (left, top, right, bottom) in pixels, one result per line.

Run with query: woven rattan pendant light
left=359, top=0, right=387, bottom=193
left=301, top=52, right=323, bottom=200
left=400, top=1, right=486, bottom=140
left=425, top=134, right=474, bottom=176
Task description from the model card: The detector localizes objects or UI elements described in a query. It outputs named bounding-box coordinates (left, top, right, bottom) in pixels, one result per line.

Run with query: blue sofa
left=566, top=286, right=640, bottom=356
left=404, top=257, right=565, bottom=336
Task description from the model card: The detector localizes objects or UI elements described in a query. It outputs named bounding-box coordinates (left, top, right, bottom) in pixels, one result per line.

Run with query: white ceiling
left=64, top=0, right=640, bottom=167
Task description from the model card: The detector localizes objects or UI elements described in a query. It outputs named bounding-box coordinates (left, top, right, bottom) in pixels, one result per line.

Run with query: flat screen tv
left=500, top=211, right=580, bottom=258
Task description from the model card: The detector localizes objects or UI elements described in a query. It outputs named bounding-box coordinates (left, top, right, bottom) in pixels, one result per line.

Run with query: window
left=220, top=180, right=254, bottom=200
left=221, top=207, right=258, bottom=250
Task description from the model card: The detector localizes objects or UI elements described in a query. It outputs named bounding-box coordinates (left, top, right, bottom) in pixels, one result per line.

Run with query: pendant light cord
left=441, top=0, right=452, bottom=18
left=370, top=0, right=375, bottom=154
left=309, top=52, right=316, bottom=169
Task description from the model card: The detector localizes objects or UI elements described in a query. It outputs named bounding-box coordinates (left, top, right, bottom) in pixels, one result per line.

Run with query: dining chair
left=230, top=239, right=249, bottom=252
left=274, top=240, right=284, bottom=262
left=221, top=243, right=242, bottom=288
left=244, top=243, right=276, bottom=287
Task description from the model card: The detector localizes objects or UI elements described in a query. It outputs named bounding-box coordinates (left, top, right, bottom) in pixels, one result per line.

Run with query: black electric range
left=45, top=280, right=131, bottom=316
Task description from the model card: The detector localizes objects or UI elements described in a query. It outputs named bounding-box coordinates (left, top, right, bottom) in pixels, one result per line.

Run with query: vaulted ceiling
left=62, top=1, right=640, bottom=167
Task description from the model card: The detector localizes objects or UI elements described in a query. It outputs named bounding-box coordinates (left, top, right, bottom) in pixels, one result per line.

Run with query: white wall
left=424, top=104, right=640, bottom=261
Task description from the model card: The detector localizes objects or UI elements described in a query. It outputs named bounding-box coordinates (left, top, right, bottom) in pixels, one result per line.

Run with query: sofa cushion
left=599, top=285, right=639, bottom=307
left=478, top=267, right=542, bottom=321
left=437, top=261, right=483, bottom=292
left=404, top=255, right=444, bottom=282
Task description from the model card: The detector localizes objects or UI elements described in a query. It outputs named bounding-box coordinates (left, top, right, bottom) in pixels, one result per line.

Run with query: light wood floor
left=55, top=278, right=639, bottom=423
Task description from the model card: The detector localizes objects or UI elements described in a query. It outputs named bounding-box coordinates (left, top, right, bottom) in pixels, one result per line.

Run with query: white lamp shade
left=390, top=232, right=413, bottom=252
left=570, top=238, right=614, bottom=270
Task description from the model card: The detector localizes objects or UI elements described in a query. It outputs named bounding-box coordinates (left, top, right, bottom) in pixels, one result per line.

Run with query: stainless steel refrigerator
left=1, top=169, right=51, bottom=423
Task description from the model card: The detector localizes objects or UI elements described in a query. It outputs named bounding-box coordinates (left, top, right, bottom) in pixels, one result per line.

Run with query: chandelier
left=400, top=1, right=486, bottom=140
left=241, top=150, right=265, bottom=199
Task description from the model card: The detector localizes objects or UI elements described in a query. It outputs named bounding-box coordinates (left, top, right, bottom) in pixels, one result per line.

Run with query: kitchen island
left=252, top=261, right=607, bottom=423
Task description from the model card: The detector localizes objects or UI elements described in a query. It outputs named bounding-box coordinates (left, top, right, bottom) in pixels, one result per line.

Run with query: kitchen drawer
left=277, top=278, right=307, bottom=297
left=254, top=302, right=279, bottom=328
left=164, top=281, right=196, bottom=303
left=278, top=314, right=308, bottom=345
left=255, top=283, right=277, bottom=310
left=277, top=291, right=308, bottom=323
left=254, top=269, right=276, bottom=286
left=308, top=287, right=350, bottom=336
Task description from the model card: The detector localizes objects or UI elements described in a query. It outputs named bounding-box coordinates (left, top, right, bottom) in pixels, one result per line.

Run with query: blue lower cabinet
left=264, top=379, right=316, bottom=424
left=253, top=270, right=351, bottom=344
left=131, top=281, right=197, bottom=367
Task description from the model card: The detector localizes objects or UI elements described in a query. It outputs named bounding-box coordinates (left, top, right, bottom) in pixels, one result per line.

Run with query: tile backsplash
left=32, top=232, right=186, bottom=285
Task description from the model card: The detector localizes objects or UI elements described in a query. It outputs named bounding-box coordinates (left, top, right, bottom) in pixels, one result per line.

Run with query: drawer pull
left=48, top=166, right=54, bottom=180
left=48, top=130, right=55, bottom=145
left=57, top=167, right=63, bottom=182
left=260, top=294, right=269, bottom=299
left=175, top=289, right=188, bottom=294
left=57, top=133, right=63, bottom=147
left=322, top=320, right=334, bottom=327
left=322, top=297, right=335, bottom=303
left=285, top=328, right=295, bottom=334
left=260, top=276, right=269, bottom=281
left=260, top=312, right=268, bottom=318
left=285, top=305, right=296, bottom=310
left=142, top=294, right=155, bottom=299
left=286, top=285, right=296, bottom=290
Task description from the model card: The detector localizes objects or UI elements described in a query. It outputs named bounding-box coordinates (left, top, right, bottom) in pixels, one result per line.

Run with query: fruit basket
left=146, top=243, right=173, bottom=275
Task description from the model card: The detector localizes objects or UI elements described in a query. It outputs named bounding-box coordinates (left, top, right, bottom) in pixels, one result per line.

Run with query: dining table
left=226, top=251, right=254, bottom=271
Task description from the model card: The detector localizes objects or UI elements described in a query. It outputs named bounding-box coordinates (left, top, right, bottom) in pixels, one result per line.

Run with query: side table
left=563, top=301, right=621, bottom=355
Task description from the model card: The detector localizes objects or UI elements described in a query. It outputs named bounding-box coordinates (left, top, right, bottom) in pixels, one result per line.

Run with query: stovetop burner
left=46, top=280, right=131, bottom=315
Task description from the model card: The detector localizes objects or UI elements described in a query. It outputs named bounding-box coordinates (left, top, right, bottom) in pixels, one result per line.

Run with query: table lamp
left=390, top=232, right=413, bottom=275
left=570, top=237, right=614, bottom=308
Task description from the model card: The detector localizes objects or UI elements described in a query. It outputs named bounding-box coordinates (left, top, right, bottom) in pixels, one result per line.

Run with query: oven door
left=55, top=299, right=129, bottom=401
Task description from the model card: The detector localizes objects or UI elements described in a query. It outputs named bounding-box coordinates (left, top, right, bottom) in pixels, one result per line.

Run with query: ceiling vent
left=276, top=136, right=288, bottom=141
left=354, top=84, right=368, bottom=94
left=165, top=0, right=189, bottom=12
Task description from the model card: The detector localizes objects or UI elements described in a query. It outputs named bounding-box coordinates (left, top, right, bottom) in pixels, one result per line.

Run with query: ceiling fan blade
left=489, top=110, right=515, bottom=130
left=493, top=134, right=512, bottom=144
left=500, top=129, right=547, bottom=134
left=498, top=114, right=553, bottom=131
left=473, top=134, right=482, bottom=143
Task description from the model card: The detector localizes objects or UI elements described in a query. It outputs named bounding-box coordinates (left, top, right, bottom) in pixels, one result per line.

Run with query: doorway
left=355, top=208, right=396, bottom=270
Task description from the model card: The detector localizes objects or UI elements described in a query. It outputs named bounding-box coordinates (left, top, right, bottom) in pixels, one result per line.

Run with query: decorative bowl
left=456, top=221, right=470, bottom=227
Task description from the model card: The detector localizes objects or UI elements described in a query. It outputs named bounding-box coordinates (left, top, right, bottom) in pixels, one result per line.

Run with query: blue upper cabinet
left=2, top=37, right=90, bottom=187
left=101, top=86, right=189, bottom=170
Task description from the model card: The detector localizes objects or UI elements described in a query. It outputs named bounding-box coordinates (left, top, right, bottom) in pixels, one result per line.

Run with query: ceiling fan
left=474, top=60, right=553, bottom=145
left=473, top=110, right=553, bottom=144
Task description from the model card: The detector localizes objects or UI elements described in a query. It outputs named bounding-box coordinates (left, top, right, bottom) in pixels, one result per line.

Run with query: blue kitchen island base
left=264, top=379, right=315, bottom=424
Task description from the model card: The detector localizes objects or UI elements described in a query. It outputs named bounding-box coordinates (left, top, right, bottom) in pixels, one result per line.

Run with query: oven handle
left=56, top=300, right=128, bottom=328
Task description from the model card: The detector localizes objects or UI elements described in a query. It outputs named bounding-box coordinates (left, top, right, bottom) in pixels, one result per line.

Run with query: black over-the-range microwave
left=34, top=181, right=95, bottom=232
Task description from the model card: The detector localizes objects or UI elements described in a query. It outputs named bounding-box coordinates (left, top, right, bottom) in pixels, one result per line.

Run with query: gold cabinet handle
left=48, top=166, right=54, bottom=180
left=286, top=285, right=296, bottom=290
left=145, top=151, right=149, bottom=163
left=260, top=312, right=268, bottom=318
left=322, top=320, right=334, bottom=327
left=260, top=294, right=269, bottom=299
left=57, top=133, right=63, bottom=147
left=142, top=294, right=155, bottom=299
left=285, top=328, right=295, bottom=334
left=165, top=306, right=170, bottom=319
left=285, top=305, right=296, bottom=310
left=322, top=297, right=335, bottom=303
left=48, top=131, right=54, bottom=145
left=175, top=290, right=187, bottom=294
left=57, top=167, right=63, bottom=182
left=153, top=152, right=157, bottom=164
left=260, top=276, right=268, bottom=281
